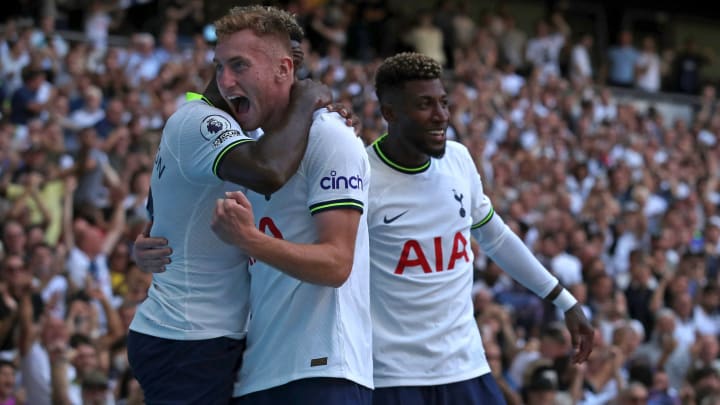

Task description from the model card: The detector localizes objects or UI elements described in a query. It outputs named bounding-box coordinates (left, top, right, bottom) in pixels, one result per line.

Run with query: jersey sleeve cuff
left=471, top=207, right=494, bottom=229
left=309, top=199, right=364, bottom=215
left=212, top=139, right=256, bottom=178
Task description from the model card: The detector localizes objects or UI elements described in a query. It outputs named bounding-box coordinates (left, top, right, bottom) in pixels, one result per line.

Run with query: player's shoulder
left=445, top=139, right=472, bottom=158
left=311, top=108, right=355, bottom=136
left=170, top=101, right=242, bottom=140
left=446, top=139, right=467, bottom=151
left=440, top=140, right=477, bottom=171
left=309, top=108, right=362, bottom=147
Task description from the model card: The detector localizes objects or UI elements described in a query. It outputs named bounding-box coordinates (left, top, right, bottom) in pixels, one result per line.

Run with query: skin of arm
left=90, top=286, right=124, bottom=349
left=208, top=76, right=331, bottom=195
left=211, top=191, right=359, bottom=288
left=99, top=195, right=126, bottom=256
left=495, top=378, right=522, bottom=405
left=49, top=345, right=72, bottom=405
left=61, top=177, right=76, bottom=251
left=0, top=287, right=17, bottom=353
left=17, top=291, right=34, bottom=357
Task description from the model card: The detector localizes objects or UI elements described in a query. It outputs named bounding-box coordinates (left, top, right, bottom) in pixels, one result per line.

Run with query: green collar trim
left=371, top=133, right=431, bottom=174
left=186, top=92, right=214, bottom=106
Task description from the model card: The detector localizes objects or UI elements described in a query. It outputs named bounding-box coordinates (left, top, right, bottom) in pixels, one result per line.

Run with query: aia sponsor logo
left=394, top=232, right=470, bottom=274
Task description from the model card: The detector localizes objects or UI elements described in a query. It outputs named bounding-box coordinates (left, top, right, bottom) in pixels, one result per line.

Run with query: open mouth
left=228, top=96, right=250, bottom=116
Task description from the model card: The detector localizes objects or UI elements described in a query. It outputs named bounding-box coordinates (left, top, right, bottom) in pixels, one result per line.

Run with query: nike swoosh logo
left=383, top=210, right=408, bottom=224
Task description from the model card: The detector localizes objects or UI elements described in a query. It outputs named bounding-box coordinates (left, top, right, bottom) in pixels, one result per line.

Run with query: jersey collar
left=186, top=92, right=214, bottom=106
left=371, top=133, right=431, bottom=174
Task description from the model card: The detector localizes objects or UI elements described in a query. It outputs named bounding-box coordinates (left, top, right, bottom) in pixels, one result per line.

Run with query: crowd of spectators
left=2, top=0, right=720, bottom=404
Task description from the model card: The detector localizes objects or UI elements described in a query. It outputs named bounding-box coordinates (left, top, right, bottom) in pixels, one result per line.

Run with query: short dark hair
left=21, top=66, right=45, bottom=82
left=374, top=52, right=442, bottom=102
left=0, top=359, right=15, bottom=370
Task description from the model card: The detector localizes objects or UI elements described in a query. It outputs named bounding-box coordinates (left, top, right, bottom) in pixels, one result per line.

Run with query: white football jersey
left=130, top=94, right=252, bottom=341
left=234, top=109, right=373, bottom=396
left=367, top=137, right=494, bottom=387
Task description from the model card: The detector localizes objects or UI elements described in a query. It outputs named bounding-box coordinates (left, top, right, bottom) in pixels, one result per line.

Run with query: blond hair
left=374, top=52, right=443, bottom=102
left=213, top=5, right=303, bottom=54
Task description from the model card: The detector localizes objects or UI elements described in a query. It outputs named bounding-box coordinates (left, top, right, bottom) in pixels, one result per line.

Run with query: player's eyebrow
left=213, top=56, right=250, bottom=66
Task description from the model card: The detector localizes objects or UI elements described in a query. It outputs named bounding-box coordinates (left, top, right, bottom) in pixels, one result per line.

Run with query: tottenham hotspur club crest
left=200, top=115, right=232, bottom=141
left=453, top=189, right=466, bottom=217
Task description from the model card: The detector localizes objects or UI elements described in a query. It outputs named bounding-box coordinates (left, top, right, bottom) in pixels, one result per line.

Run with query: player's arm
left=471, top=211, right=594, bottom=363
left=462, top=141, right=593, bottom=362
left=211, top=77, right=330, bottom=195
left=212, top=191, right=359, bottom=287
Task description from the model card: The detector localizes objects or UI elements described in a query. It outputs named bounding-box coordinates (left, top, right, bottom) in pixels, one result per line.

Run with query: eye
left=230, top=60, right=247, bottom=72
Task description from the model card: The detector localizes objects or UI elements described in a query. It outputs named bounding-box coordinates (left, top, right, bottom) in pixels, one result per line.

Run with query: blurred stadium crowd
left=2, top=0, right=720, bottom=404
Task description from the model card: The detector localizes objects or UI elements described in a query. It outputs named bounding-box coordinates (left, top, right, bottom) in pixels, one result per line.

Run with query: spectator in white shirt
left=69, top=86, right=105, bottom=130
left=694, top=284, right=720, bottom=336
left=570, top=32, right=594, bottom=89
left=635, top=36, right=662, bottom=92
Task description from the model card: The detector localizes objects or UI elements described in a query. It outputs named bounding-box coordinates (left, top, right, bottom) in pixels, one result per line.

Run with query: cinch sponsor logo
left=320, top=170, right=364, bottom=190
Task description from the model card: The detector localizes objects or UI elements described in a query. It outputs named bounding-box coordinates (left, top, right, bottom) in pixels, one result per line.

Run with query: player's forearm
left=473, top=214, right=558, bottom=298
left=243, top=231, right=353, bottom=287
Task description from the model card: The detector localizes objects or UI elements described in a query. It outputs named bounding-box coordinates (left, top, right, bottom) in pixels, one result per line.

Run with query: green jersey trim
left=309, top=199, right=364, bottom=215
left=186, top=92, right=214, bottom=106
left=371, top=134, right=431, bottom=174
left=212, top=139, right=255, bottom=178
left=471, top=207, right=495, bottom=229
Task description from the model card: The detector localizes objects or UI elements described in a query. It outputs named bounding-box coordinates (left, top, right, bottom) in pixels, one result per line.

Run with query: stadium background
left=3, top=0, right=720, bottom=404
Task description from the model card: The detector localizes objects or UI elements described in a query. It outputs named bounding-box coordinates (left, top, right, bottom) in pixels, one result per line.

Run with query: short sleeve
left=304, top=110, right=369, bottom=215
left=459, top=145, right=494, bottom=231
left=175, top=103, right=254, bottom=184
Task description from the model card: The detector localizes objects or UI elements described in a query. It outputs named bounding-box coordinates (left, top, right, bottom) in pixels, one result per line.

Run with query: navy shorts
left=373, top=374, right=506, bottom=405
left=232, top=377, right=372, bottom=405
left=127, top=330, right=245, bottom=405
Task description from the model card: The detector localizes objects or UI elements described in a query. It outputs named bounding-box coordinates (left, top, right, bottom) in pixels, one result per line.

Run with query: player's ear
left=276, top=56, right=293, bottom=82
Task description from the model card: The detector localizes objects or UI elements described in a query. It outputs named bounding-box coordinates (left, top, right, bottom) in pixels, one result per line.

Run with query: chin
left=427, top=146, right=446, bottom=159
left=237, top=117, right=260, bottom=132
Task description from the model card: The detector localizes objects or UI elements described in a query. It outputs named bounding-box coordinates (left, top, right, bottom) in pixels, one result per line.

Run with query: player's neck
left=380, top=133, right=430, bottom=169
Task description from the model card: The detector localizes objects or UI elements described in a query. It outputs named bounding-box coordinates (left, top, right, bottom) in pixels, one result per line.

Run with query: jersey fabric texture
left=130, top=95, right=253, bottom=341
left=367, top=137, right=493, bottom=387
left=234, top=109, right=373, bottom=396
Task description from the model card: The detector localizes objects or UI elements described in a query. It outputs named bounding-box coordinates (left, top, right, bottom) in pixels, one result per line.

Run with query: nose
left=432, top=101, right=449, bottom=123
left=216, top=66, right=236, bottom=90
